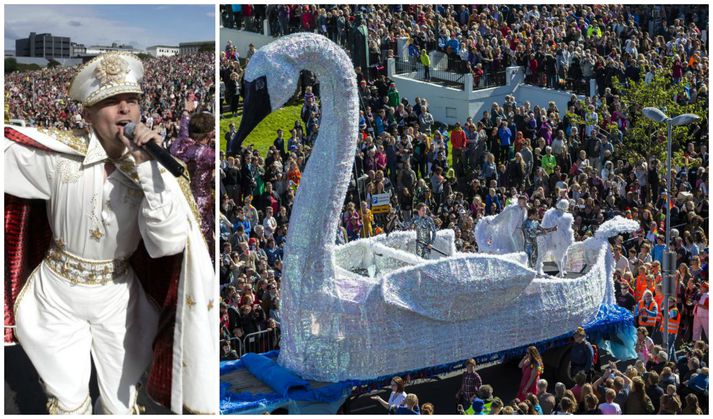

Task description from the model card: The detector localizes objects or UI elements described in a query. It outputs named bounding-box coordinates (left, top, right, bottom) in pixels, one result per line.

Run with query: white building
left=84, top=42, right=143, bottom=56
left=146, top=45, right=179, bottom=57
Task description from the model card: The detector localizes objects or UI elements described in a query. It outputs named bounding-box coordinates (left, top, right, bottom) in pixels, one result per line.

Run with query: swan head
left=231, top=46, right=299, bottom=154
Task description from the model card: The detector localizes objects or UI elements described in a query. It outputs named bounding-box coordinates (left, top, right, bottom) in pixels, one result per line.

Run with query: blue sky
left=5, top=4, right=215, bottom=50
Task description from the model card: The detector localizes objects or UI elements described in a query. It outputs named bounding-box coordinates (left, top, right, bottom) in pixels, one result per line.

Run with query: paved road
left=4, top=345, right=169, bottom=414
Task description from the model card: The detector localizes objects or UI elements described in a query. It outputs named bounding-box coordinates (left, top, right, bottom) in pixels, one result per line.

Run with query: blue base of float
left=219, top=304, right=635, bottom=414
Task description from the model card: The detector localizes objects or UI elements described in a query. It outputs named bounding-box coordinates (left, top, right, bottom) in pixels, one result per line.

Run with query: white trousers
left=692, top=313, right=709, bottom=341
left=15, top=263, right=158, bottom=414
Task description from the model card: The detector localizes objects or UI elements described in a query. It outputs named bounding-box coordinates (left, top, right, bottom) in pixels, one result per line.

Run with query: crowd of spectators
left=370, top=337, right=707, bottom=415
left=5, top=52, right=215, bottom=145
left=220, top=7, right=708, bottom=409
left=225, top=4, right=708, bottom=94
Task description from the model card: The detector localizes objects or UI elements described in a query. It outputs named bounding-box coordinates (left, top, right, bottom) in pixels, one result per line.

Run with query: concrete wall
left=221, top=28, right=274, bottom=58
left=467, top=84, right=519, bottom=123
left=389, top=59, right=583, bottom=126
left=391, top=74, right=472, bottom=125
left=513, top=84, right=577, bottom=116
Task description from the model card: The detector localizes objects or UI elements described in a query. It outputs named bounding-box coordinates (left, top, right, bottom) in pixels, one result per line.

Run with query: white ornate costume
left=474, top=203, right=526, bottom=253
left=536, top=200, right=575, bottom=276
left=5, top=52, right=217, bottom=414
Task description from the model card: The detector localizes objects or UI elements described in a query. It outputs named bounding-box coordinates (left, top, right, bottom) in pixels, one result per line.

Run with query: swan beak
left=230, top=75, right=271, bottom=155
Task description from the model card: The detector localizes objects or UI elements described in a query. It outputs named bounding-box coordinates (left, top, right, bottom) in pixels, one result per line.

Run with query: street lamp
left=642, top=107, right=700, bottom=354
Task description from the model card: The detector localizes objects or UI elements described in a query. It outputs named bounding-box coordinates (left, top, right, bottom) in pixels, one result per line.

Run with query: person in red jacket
left=450, top=122, right=467, bottom=175
left=301, top=5, right=315, bottom=31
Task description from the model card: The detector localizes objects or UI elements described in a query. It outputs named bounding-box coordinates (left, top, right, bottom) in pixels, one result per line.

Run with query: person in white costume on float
left=474, top=194, right=528, bottom=254
left=4, top=52, right=217, bottom=414
left=535, top=199, right=575, bottom=276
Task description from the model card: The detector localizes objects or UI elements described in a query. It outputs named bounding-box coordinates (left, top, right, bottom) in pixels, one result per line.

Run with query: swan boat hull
left=278, top=230, right=610, bottom=382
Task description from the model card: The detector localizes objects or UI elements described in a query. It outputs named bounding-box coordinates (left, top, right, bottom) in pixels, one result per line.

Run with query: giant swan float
left=232, top=33, right=638, bottom=383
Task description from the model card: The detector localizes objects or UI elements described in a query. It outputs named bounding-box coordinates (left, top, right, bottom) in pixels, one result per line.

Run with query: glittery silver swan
left=233, top=33, right=638, bottom=383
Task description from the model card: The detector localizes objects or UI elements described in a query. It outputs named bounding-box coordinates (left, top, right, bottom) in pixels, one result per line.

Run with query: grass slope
left=220, top=105, right=302, bottom=156
left=221, top=104, right=454, bottom=170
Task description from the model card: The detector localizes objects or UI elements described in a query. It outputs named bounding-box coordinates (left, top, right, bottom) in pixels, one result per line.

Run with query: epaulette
left=36, top=127, right=89, bottom=155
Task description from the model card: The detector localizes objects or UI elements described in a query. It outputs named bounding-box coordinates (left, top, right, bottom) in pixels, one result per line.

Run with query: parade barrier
left=230, top=336, right=244, bottom=358
left=242, top=328, right=280, bottom=354
left=223, top=328, right=280, bottom=359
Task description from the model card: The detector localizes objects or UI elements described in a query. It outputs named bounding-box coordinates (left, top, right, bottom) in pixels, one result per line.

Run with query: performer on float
left=536, top=199, right=575, bottom=276
left=410, top=202, right=437, bottom=258
left=522, top=207, right=558, bottom=269
left=4, top=52, right=216, bottom=414
left=474, top=194, right=528, bottom=254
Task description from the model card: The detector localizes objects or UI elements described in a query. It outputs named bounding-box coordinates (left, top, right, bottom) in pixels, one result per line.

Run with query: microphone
left=123, top=122, right=186, bottom=178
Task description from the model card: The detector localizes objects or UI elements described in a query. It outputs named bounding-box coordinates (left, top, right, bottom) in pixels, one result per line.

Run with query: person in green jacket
left=586, top=22, right=602, bottom=38
left=387, top=83, right=401, bottom=107
left=420, top=48, right=431, bottom=81
left=541, top=146, right=557, bottom=175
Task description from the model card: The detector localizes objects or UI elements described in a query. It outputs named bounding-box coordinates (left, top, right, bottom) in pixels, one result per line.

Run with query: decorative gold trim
left=56, top=158, right=83, bottom=184
left=85, top=84, right=143, bottom=107
left=94, top=54, right=130, bottom=86
left=89, top=227, right=104, bottom=241
left=44, top=241, right=128, bottom=286
left=177, top=173, right=201, bottom=226
left=37, top=128, right=89, bottom=155
left=114, top=156, right=141, bottom=183
left=88, top=194, right=106, bottom=241
left=46, top=394, right=91, bottom=415
left=12, top=264, right=41, bottom=319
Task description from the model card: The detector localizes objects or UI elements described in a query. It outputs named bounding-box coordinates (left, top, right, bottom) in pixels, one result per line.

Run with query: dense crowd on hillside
left=5, top=52, right=215, bottom=147
left=223, top=4, right=708, bottom=94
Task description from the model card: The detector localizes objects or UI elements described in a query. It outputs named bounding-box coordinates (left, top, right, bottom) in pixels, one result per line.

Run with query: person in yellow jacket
left=359, top=200, right=374, bottom=238
left=586, top=21, right=602, bottom=38
left=420, top=48, right=431, bottom=81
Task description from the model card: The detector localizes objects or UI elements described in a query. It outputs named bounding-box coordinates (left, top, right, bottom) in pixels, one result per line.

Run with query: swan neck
left=283, top=35, right=359, bottom=293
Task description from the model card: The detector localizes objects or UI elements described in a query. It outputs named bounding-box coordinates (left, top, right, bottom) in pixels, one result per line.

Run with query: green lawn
left=221, top=104, right=454, bottom=169
left=220, top=105, right=302, bottom=156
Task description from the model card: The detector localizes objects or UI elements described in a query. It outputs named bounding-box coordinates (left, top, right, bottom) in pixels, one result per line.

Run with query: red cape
left=4, top=127, right=181, bottom=408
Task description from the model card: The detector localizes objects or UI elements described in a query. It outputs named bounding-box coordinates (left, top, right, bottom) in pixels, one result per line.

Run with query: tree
left=612, top=60, right=707, bottom=165
left=199, top=43, right=215, bottom=53
left=5, top=57, right=17, bottom=74
left=47, top=59, right=61, bottom=68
